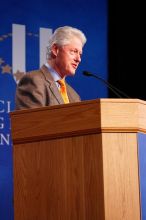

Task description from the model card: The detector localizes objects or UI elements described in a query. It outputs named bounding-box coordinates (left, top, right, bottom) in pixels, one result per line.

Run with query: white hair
left=47, top=26, right=87, bottom=59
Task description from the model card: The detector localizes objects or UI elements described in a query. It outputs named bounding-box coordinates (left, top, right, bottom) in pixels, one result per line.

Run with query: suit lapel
left=40, top=65, right=64, bottom=104
left=66, top=86, right=74, bottom=103
left=49, top=81, right=64, bottom=104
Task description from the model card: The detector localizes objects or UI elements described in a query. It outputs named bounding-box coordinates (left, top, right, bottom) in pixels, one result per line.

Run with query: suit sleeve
left=15, top=73, right=48, bottom=110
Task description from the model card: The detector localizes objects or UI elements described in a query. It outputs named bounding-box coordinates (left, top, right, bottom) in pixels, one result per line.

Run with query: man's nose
left=75, top=53, right=81, bottom=63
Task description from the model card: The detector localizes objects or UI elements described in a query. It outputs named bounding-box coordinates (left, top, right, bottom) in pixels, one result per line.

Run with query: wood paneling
left=14, top=134, right=105, bottom=220
left=102, top=133, right=140, bottom=220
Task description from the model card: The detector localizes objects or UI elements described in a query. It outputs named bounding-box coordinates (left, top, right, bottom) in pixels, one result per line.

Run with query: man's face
left=53, top=37, right=83, bottom=78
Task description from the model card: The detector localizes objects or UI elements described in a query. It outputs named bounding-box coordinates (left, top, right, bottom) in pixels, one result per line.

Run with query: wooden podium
left=10, top=99, right=145, bottom=220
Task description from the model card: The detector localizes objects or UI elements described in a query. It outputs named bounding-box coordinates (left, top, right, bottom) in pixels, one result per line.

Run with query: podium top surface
left=10, top=99, right=146, bottom=144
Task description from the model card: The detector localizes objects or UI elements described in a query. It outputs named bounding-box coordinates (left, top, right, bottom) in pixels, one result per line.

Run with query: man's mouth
left=72, top=64, right=77, bottom=69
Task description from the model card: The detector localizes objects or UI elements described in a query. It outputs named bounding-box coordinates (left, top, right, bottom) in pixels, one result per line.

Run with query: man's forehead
left=63, top=43, right=83, bottom=50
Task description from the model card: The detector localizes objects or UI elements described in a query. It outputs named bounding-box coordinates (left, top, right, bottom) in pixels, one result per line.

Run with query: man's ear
left=51, top=44, right=59, bottom=57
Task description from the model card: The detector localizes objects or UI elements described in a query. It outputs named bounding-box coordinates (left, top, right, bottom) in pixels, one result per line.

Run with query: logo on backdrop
left=0, top=24, right=52, bottom=146
left=0, top=24, right=52, bottom=83
left=0, top=33, right=12, bottom=77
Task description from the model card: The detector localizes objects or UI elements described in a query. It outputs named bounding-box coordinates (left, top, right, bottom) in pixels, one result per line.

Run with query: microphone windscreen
left=82, top=71, right=92, bottom=76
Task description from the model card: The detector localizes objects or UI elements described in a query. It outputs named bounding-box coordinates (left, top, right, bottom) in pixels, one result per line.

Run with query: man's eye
left=69, top=49, right=82, bottom=57
left=70, top=49, right=76, bottom=53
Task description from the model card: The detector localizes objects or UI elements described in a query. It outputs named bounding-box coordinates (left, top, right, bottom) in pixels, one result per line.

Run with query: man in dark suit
left=15, top=26, right=87, bottom=110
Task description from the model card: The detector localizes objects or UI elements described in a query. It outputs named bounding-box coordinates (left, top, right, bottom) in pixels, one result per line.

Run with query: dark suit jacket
left=15, top=65, right=81, bottom=110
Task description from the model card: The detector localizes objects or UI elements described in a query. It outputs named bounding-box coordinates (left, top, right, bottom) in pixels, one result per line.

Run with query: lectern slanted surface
left=10, top=99, right=146, bottom=145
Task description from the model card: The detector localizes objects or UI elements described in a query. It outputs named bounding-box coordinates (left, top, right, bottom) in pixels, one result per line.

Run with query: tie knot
left=57, top=79, right=66, bottom=88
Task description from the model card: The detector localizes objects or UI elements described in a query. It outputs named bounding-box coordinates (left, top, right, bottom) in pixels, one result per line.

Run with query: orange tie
left=57, top=79, right=69, bottom=104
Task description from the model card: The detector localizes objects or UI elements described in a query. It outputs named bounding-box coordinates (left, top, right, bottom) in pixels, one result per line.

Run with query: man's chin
left=70, top=72, right=76, bottom=76
left=69, top=69, right=76, bottom=76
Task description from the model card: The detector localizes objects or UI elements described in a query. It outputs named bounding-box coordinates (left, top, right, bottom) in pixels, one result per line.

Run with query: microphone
left=83, top=71, right=130, bottom=98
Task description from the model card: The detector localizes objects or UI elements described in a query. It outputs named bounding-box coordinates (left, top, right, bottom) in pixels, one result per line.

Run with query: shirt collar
left=45, top=63, right=61, bottom=82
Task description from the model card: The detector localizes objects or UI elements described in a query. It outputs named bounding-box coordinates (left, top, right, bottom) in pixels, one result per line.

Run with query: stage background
left=0, top=0, right=107, bottom=219
left=108, top=0, right=146, bottom=100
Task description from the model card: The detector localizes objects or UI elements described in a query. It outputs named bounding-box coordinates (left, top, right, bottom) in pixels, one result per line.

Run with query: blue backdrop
left=0, top=0, right=107, bottom=219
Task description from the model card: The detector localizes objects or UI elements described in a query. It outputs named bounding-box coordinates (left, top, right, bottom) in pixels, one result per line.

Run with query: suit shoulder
left=18, top=69, right=45, bottom=84
left=24, top=69, right=44, bottom=79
